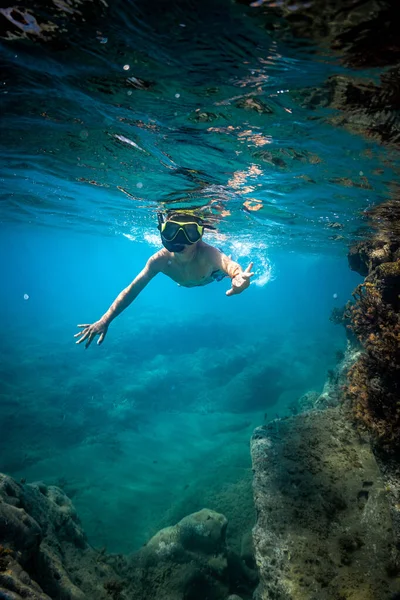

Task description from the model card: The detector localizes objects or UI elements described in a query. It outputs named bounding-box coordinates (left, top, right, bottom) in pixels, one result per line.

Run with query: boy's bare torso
left=155, top=241, right=227, bottom=287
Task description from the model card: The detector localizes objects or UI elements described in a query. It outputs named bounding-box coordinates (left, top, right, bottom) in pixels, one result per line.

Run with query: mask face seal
left=161, top=237, right=186, bottom=253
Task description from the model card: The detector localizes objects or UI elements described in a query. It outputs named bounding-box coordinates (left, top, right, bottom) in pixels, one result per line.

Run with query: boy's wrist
left=231, top=266, right=241, bottom=279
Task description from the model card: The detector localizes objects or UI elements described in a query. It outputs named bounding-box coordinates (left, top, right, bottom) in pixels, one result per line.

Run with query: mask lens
left=162, top=221, right=180, bottom=241
left=184, top=223, right=202, bottom=243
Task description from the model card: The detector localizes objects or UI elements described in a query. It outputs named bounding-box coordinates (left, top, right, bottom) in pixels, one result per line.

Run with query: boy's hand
left=226, top=262, right=254, bottom=296
left=74, top=319, right=108, bottom=348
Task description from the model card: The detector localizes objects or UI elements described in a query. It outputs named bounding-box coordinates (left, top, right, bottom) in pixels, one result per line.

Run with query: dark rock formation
left=0, top=474, right=257, bottom=600
left=0, top=474, right=117, bottom=599
left=344, top=202, right=400, bottom=455
left=251, top=407, right=400, bottom=600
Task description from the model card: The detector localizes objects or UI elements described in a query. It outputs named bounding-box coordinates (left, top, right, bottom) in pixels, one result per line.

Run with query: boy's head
left=158, top=211, right=205, bottom=253
left=166, top=212, right=203, bottom=224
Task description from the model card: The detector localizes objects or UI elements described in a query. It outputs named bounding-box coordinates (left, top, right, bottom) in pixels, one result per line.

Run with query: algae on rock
left=251, top=408, right=400, bottom=600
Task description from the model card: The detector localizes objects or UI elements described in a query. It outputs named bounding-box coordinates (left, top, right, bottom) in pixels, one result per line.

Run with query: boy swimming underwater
left=75, top=212, right=254, bottom=348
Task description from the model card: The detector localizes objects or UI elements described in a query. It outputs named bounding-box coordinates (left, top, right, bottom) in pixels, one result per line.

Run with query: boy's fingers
left=76, top=330, right=90, bottom=344
left=226, top=287, right=234, bottom=296
left=245, top=262, right=253, bottom=272
left=98, top=331, right=107, bottom=345
left=85, top=334, right=94, bottom=349
left=77, top=324, right=90, bottom=328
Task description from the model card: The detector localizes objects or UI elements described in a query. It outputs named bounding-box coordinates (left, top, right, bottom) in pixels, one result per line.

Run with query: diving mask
left=160, top=220, right=204, bottom=244
left=157, top=214, right=204, bottom=252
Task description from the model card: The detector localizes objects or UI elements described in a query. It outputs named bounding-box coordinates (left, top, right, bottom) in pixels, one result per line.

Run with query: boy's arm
left=75, top=251, right=164, bottom=348
left=207, top=245, right=254, bottom=296
left=101, top=252, right=162, bottom=324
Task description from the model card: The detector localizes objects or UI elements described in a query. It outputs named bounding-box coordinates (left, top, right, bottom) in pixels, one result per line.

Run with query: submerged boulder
left=126, top=508, right=257, bottom=600
left=251, top=408, right=400, bottom=600
left=0, top=475, right=257, bottom=600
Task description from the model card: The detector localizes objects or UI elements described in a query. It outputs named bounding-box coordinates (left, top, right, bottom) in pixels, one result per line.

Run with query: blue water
left=0, top=0, right=393, bottom=553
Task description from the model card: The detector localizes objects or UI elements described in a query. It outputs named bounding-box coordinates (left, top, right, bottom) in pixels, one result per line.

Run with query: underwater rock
left=139, top=508, right=228, bottom=564
left=348, top=221, right=400, bottom=279
left=0, top=481, right=257, bottom=600
left=124, top=508, right=257, bottom=599
left=0, top=474, right=118, bottom=600
left=315, top=343, right=362, bottom=410
left=251, top=407, right=400, bottom=600
left=289, top=342, right=361, bottom=416
left=0, top=550, right=52, bottom=600
left=345, top=233, right=400, bottom=454
left=342, top=195, right=400, bottom=562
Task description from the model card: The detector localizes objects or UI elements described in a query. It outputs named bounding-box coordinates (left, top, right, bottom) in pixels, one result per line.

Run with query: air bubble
left=136, top=182, right=143, bottom=189
left=123, top=65, right=130, bottom=71
left=24, top=293, right=29, bottom=300
left=175, top=93, right=180, bottom=98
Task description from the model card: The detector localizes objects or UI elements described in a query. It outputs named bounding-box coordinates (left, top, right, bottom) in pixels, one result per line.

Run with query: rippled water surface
left=1, top=0, right=397, bottom=249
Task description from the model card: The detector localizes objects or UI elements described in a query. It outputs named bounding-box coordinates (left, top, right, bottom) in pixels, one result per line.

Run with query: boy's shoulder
left=147, top=248, right=170, bottom=272
left=199, top=240, right=220, bottom=255
left=198, top=242, right=224, bottom=269
left=199, top=241, right=222, bottom=260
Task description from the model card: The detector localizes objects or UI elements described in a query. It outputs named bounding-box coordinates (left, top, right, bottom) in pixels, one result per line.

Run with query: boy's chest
left=166, top=256, right=213, bottom=286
